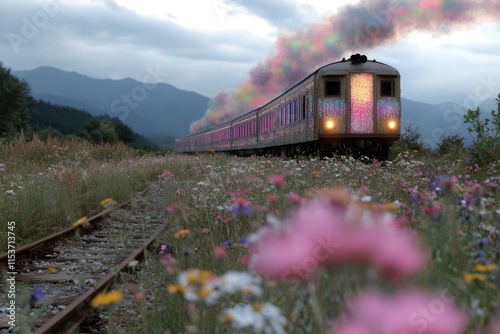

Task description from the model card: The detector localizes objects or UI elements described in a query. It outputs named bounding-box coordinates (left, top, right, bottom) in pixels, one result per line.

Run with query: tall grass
left=0, top=135, right=171, bottom=252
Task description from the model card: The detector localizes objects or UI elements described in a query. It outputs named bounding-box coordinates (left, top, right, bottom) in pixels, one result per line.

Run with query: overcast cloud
left=1, top=0, right=500, bottom=106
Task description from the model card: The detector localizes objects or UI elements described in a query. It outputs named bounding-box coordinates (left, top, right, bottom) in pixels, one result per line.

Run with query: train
left=176, top=54, right=401, bottom=159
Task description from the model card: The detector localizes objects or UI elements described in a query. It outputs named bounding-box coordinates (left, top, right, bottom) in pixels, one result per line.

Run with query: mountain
left=13, top=67, right=210, bottom=138
left=401, top=97, right=495, bottom=148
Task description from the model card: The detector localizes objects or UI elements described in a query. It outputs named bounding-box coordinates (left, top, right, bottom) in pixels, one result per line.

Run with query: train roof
left=318, top=54, right=400, bottom=77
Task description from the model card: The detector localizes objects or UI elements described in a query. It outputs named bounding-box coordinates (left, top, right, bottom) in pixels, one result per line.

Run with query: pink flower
left=201, top=228, right=210, bottom=234
left=269, top=175, right=285, bottom=187
left=288, top=192, right=306, bottom=206
left=161, top=254, right=178, bottom=274
left=370, top=230, right=428, bottom=278
left=249, top=202, right=347, bottom=280
left=239, top=255, right=249, bottom=267
left=330, top=289, right=469, bottom=334
left=485, top=315, right=500, bottom=334
left=214, top=246, right=227, bottom=259
left=249, top=200, right=427, bottom=281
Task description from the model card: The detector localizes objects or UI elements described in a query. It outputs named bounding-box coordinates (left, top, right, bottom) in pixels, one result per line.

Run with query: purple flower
left=238, top=235, right=249, bottom=246
left=31, top=286, right=45, bottom=307
left=480, top=238, right=488, bottom=248
left=230, top=198, right=252, bottom=217
left=222, top=240, right=234, bottom=247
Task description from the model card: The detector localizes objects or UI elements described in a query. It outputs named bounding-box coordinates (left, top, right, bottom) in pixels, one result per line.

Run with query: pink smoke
left=190, top=0, right=500, bottom=133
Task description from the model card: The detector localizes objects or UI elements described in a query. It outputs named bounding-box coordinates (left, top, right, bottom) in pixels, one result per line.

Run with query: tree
left=0, top=62, right=32, bottom=140
left=463, top=93, right=500, bottom=165
left=436, top=134, right=464, bottom=156
left=82, top=119, right=118, bottom=144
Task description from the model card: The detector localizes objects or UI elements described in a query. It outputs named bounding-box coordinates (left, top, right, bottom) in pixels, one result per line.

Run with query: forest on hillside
left=0, top=62, right=158, bottom=151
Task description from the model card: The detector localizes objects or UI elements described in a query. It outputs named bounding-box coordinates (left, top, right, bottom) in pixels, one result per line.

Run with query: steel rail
left=32, top=220, right=169, bottom=334
left=0, top=185, right=149, bottom=270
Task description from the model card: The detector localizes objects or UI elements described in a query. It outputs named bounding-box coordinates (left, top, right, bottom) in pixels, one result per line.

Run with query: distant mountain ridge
left=13, top=66, right=496, bottom=147
left=14, top=66, right=210, bottom=137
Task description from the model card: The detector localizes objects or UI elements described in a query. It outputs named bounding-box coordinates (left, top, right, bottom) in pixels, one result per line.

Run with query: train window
left=302, top=96, right=306, bottom=120
left=381, top=80, right=395, bottom=97
left=325, top=80, right=341, bottom=96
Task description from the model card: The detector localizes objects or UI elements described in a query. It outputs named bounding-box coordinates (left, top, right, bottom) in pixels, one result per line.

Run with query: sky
left=1, top=0, right=500, bottom=131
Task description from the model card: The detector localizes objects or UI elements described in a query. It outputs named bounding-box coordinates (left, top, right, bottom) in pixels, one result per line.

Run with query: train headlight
left=325, top=120, right=335, bottom=130
left=387, top=120, right=397, bottom=130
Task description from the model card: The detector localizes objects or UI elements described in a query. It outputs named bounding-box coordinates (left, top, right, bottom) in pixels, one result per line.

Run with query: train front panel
left=315, top=55, right=401, bottom=155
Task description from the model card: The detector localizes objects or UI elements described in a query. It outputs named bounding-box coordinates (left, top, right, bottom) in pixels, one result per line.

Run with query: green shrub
left=436, top=133, right=465, bottom=156
left=464, top=93, right=500, bottom=166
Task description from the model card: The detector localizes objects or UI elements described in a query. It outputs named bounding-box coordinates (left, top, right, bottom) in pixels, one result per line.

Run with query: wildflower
left=269, top=175, right=284, bottom=187
left=161, top=254, right=178, bottom=274
left=201, top=228, right=210, bottom=234
left=5, top=189, right=15, bottom=195
left=214, top=246, right=227, bottom=259
left=173, top=269, right=220, bottom=304
left=485, top=315, right=500, bottom=334
left=266, top=193, right=279, bottom=202
left=31, top=286, right=45, bottom=307
left=218, top=271, right=262, bottom=296
left=99, top=198, right=117, bottom=209
left=222, top=239, right=234, bottom=247
left=249, top=199, right=427, bottom=281
left=238, top=235, right=249, bottom=246
left=0, top=163, right=5, bottom=171
left=288, top=192, right=305, bottom=206
left=223, top=302, right=287, bottom=334
left=128, top=284, right=146, bottom=302
left=127, top=260, right=139, bottom=269
left=72, top=216, right=88, bottom=228
left=472, top=263, right=497, bottom=272
left=329, top=289, right=468, bottom=334
left=230, top=198, right=252, bottom=216
left=159, top=244, right=174, bottom=256
left=239, top=255, right=250, bottom=267
left=90, top=289, right=123, bottom=308
left=463, top=272, right=487, bottom=283
left=311, top=170, right=319, bottom=177
left=174, top=229, right=190, bottom=238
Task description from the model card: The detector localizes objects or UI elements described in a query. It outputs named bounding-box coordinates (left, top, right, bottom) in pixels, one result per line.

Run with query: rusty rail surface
left=0, top=186, right=149, bottom=269
left=33, top=221, right=169, bottom=334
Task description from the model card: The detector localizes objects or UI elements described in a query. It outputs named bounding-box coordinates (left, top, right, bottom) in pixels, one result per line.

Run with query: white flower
left=224, top=303, right=287, bottom=334
left=219, top=271, right=262, bottom=296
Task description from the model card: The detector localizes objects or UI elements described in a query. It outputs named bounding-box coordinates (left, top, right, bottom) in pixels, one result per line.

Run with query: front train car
left=315, top=54, right=400, bottom=158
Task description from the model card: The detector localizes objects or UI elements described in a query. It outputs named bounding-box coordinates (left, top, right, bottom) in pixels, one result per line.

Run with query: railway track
left=0, top=182, right=169, bottom=333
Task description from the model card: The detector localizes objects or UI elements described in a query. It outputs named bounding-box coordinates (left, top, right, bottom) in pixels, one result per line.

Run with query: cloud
left=0, top=0, right=271, bottom=91
left=225, top=0, right=319, bottom=30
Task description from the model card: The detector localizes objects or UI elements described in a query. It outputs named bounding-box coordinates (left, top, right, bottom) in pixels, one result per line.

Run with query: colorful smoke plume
left=190, top=0, right=500, bottom=133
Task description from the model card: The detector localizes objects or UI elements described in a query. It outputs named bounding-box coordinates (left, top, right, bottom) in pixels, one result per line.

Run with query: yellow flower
left=72, top=216, right=88, bottom=228
left=90, top=289, right=123, bottom=308
left=197, top=288, right=213, bottom=299
left=463, top=272, right=487, bottom=283
left=222, top=314, right=234, bottom=323
left=100, top=198, right=117, bottom=209
left=174, top=229, right=191, bottom=238
left=167, top=284, right=187, bottom=294
left=311, top=170, right=319, bottom=177
left=473, top=263, right=497, bottom=273
left=359, top=202, right=399, bottom=213
left=47, top=266, right=56, bottom=273
left=252, top=303, right=263, bottom=312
